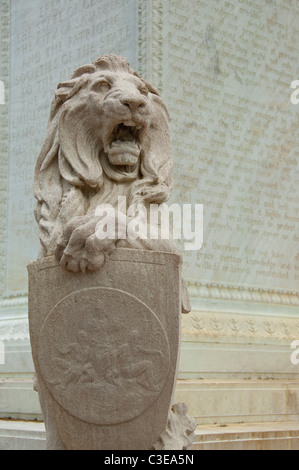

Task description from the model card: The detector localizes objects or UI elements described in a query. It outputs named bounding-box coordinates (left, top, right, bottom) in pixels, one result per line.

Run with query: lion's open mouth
left=106, top=122, right=142, bottom=169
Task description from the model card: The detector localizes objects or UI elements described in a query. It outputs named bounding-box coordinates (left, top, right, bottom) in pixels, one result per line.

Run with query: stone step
left=1, top=419, right=299, bottom=450
left=0, top=378, right=42, bottom=420
left=192, top=421, right=299, bottom=450
left=175, top=379, right=299, bottom=424
left=2, top=378, right=299, bottom=425
left=0, top=419, right=46, bottom=450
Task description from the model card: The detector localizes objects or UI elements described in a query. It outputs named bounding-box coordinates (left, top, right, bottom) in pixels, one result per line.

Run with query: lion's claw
left=55, top=213, right=116, bottom=274
left=59, top=250, right=106, bottom=273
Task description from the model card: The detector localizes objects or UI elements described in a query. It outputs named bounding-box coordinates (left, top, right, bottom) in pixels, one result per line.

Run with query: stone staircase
left=192, top=421, right=299, bottom=450
left=1, top=378, right=299, bottom=450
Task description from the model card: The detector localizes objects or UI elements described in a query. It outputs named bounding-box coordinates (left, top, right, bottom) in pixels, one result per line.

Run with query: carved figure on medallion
left=37, top=288, right=171, bottom=426
left=117, top=330, right=165, bottom=391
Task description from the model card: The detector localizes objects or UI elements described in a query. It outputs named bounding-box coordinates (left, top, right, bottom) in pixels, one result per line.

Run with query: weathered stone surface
left=28, top=249, right=182, bottom=449
left=153, top=402, right=196, bottom=450
left=29, top=53, right=192, bottom=450
left=34, top=55, right=172, bottom=262
left=33, top=53, right=190, bottom=311
left=162, top=0, right=299, bottom=293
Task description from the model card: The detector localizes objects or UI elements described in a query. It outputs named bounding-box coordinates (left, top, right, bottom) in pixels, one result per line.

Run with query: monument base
left=27, top=248, right=195, bottom=450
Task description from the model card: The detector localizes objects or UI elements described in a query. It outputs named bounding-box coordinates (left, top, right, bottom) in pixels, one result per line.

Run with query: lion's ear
left=55, top=79, right=77, bottom=102
left=71, top=64, right=97, bottom=79
left=55, top=65, right=96, bottom=102
left=55, top=76, right=86, bottom=102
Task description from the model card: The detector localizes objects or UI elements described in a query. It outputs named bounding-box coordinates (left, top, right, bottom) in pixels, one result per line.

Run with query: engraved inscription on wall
left=5, top=0, right=138, bottom=294
left=163, top=0, right=299, bottom=291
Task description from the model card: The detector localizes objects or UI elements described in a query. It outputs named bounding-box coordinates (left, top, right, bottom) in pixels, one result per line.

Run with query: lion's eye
left=92, top=79, right=111, bottom=92
left=139, top=86, right=148, bottom=97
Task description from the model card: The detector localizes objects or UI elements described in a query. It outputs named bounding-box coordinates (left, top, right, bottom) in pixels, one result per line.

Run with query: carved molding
left=182, top=309, right=299, bottom=342
left=0, top=0, right=10, bottom=298
left=138, top=0, right=163, bottom=91
left=186, top=279, right=299, bottom=306
left=0, top=296, right=29, bottom=339
left=2, top=279, right=298, bottom=309
left=137, top=0, right=149, bottom=79
left=150, top=0, right=163, bottom=92
left=0, top=295, right=28, bottom=307
left=2, top=306, right=299, bottom=343
left=1, top=279, right=298, bottom=313
left=0, top=318, right=29, bottom=341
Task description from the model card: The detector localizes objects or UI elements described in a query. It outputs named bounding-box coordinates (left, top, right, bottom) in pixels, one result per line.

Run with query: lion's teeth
left=110, top=139, right=137, bottom=147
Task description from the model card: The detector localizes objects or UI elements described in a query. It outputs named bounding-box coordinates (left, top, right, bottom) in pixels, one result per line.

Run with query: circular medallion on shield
left=37, top=287, right=170, bottom=425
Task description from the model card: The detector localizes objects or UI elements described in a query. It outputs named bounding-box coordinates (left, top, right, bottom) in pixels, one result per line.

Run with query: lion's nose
left=121, top=94, right=146, bottom=113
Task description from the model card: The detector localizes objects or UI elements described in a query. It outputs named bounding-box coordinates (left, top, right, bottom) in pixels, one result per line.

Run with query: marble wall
left=4, top=0, right=139, bottom=295
left=160, top=0, right=299, bottom=380
left=163, top=0, right=299, bottom=294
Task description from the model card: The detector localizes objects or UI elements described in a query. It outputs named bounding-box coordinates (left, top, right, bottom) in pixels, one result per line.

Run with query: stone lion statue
left=34, top=54, right=190, bottom=313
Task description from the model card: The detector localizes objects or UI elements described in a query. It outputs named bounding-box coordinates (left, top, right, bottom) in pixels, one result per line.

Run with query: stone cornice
left=182, top=308, right=299, bottom=342
left=187, top=279, right=299, bottom=306
left=0, top=318, right=29, bottom=341
left=0, top=0, right=10, bottom=298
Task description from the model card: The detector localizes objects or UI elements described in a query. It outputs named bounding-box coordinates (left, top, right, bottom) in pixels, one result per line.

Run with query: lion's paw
left=58, top=250, right=106, bottom=273
left=55, top=214, right=116, bottom=273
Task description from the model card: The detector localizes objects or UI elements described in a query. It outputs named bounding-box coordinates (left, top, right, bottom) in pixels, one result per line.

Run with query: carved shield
left=28, top=248, right=182, bottom=450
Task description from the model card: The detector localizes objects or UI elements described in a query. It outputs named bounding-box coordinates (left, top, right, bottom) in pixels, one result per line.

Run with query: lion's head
left=34, top=54, right=173, bottom=255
